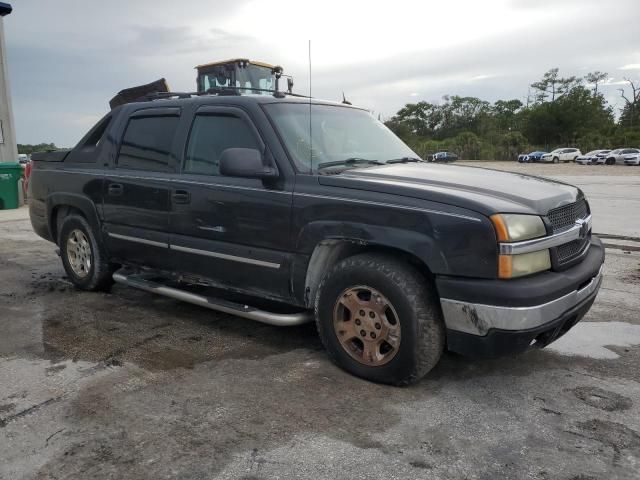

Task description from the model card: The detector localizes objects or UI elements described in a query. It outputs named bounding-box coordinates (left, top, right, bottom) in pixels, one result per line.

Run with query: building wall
left=0, top=17, right=18, bottom=163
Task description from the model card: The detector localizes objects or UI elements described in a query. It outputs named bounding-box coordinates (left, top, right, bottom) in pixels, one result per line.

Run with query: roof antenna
left=342, top=92, right=352, bottom=105
left=308, top=39, right=313, bottom=173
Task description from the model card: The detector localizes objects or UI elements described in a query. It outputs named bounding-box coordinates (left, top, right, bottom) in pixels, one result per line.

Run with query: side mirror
left=219, top=148, right=278, bottom=179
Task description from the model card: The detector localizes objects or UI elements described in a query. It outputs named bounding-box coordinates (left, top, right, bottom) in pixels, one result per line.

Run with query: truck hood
left=318, top=163, right=581, bottom=216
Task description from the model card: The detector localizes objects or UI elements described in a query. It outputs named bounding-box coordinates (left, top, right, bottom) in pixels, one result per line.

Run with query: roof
left=195, top=58, right=277, bottom=70
left=113, top=93, right=362, bottom=114
left=0, top=2, right=12, bottom=16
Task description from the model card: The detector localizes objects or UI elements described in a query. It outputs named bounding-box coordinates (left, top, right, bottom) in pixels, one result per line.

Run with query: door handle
left=172, top=190, right=191, bottom=204
left=108, top=183, right=123, bottom=196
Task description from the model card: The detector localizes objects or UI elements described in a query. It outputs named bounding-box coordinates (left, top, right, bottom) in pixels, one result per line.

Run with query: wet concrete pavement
left=2, top=165, right=640, bottom=479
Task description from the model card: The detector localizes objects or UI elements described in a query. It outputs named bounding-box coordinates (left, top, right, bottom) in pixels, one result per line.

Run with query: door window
left=184, top=115, right=260, bottom=176
left=117, top=116, right=179, bottom=171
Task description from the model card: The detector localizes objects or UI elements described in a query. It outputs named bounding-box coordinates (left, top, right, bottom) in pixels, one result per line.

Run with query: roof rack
left=140, top=86, right=311, bottom=103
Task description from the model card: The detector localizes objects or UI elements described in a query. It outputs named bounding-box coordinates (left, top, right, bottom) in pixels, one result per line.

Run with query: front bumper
left=437, top=236, right=605, bottom=358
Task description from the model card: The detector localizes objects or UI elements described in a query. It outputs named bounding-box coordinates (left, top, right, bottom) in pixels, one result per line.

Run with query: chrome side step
left=112, top=270, right=313, bottom=327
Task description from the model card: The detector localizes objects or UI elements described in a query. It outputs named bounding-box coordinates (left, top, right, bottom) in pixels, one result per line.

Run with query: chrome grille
left=547, top=199, right=588, bottom=233
left=546, top=199, right=591, bottom=267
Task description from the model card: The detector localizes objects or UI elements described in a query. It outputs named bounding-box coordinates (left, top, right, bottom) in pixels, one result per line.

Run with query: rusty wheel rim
left=332, top=285, right=401, bottom=366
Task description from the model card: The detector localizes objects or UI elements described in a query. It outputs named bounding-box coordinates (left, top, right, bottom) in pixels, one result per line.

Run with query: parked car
left=623, top=153, right=640, bottom=166
left=598, top=148, right=640, bottom=165
left=519, top=151, right=547, bottom=163
left=28, top=94, right=604, bottom=385
left=18, top=153, right=30, bottom=165
left=576, top=150, right=610, bottom=165
left=431, top=151, right=458, bottom=162
left=539, top=148, right=582, bottom=163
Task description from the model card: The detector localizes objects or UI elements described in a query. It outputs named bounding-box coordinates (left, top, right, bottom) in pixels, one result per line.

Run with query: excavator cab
left=109, top=58, right=293, bottom=110
left=196, top=58, right=290, bottom=95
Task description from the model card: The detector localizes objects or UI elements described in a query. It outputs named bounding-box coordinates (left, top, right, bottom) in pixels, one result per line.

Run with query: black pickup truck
left=29, top=94, right=604, bottom=385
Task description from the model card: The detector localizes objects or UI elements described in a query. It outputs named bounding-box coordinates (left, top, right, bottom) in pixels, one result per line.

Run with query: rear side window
left=117, top=116, right=179, bottom=171
left=184, top=115, right=260, bottom=176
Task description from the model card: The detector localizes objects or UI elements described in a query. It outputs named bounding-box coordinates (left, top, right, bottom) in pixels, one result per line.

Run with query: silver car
left=597, top=148, right=640, bottom=165
left=576, top=150, right=610, bottom=165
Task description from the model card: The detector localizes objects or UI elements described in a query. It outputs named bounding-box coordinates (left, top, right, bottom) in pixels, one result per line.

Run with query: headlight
left=490, top=214, right=547, bottom=242
left=498, top=250, right=551, bottom=279
left=491, top=214, right=550, bottom=278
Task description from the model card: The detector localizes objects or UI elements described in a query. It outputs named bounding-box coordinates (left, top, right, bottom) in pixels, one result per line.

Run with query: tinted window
left=117, top=116, right=179, bottom=171
left=184, top=114, right=259, bottom=175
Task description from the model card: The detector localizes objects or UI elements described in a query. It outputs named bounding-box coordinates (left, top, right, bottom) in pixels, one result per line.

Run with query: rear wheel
left=59, top=214, right=115, bottom=291
left=315, top=253, right=445, bottom=385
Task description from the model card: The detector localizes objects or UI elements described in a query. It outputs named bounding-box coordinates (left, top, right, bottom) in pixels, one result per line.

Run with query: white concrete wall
left=0, top=17, right=18, bottom=163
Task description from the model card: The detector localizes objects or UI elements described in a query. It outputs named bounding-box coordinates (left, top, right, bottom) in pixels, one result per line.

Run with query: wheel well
left=50, top=205, right=84, bottom=244
left=304, top=240, right=434, bottom=308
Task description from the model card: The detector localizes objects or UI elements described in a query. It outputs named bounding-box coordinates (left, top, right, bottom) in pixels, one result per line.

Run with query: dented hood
left=318, top=163, right=582, bottom=217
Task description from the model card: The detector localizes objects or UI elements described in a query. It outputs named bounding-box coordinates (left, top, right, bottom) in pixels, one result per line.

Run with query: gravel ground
left=1, top=164, right=640, bottom=479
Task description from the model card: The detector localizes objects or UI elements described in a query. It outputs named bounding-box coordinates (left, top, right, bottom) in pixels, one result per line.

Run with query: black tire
left=315, top=253, right=445, bottom=386
left=606, top=158, right=615, bottom=165
left=553, top=157, right=559, bottom=163
left=59, top=214, right=115, bottom=291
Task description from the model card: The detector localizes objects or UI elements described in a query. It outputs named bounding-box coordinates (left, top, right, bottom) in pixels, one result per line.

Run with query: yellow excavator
left=109, top=58, right=294, bottom=109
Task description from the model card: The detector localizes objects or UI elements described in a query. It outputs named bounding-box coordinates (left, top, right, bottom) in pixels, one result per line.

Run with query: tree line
left=385, top=69, right=640, bottom=160
left=17, top=143, right=58, bottom=155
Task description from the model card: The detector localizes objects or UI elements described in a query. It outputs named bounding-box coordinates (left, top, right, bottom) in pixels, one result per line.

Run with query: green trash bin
left=0, top=162, right=23, bottom=210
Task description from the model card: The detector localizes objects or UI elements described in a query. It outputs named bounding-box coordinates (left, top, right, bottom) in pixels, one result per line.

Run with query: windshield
left=550, top=149, right=563, bottom=153
left=264, top=103, right=419, bottom=172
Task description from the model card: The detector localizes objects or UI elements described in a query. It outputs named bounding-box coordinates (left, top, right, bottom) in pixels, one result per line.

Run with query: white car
left=598, top=148, right=640, bottom=165
left=624, top=154, right=640, bottom=166
left=539, top=148, right=582, bottom=163
left=576, top=150, right=610, bottom=165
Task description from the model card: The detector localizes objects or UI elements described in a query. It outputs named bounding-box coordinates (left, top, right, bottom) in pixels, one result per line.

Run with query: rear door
left=168, top=105, right=294, bottom=300
left=102, top=107, right=181, bottom=268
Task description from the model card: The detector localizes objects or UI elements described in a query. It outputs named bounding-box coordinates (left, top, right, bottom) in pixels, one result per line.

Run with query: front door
left=102, top=107, right=181, bottom=268
left=168, top=106, right=293, bottom=301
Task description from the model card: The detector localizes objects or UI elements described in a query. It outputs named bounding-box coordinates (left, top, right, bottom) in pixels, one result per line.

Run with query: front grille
left=547, top=199, right=588, bottom=233
left=557, top=238, right=589, bottom=263
left=546, top=199, right=590, bottom=268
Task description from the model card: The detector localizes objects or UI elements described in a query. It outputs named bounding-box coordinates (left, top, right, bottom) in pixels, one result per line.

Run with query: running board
left=112, top=271, right=313, bottom=327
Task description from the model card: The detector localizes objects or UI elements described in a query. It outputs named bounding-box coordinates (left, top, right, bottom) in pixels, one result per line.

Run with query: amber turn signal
left=498, top=254, right=512, bottom=279
left=490, top=214, right=509, bottom=242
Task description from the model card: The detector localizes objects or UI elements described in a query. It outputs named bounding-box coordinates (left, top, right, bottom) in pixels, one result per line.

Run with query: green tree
left=17, top=143, right=58, bottom=155
left=584, top=71, right=608, bottom=96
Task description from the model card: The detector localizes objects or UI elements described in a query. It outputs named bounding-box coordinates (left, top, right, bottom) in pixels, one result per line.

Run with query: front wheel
left=606, top=158, right=615, bottom=165
left=59, top=214, right=115, bottom=291
left=315, top=253, right=445, bottom=385
left=553, top=157, right=559, bottom=163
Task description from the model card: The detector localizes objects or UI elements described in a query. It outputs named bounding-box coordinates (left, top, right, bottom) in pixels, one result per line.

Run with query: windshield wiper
left=385, top=157, right=423, bottom=164
left=316, top=157, right=384, bottom=170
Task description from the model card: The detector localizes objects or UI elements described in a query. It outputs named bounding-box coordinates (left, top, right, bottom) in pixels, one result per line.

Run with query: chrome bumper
left=440, top=265, right=604, bottom=336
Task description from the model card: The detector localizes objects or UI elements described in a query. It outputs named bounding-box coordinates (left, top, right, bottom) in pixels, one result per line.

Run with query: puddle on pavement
left=0, top=283, right=320, bottom=373
left=547, top=321, right=640, bottom=359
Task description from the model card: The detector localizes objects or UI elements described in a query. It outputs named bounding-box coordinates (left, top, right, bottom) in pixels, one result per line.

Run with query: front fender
left=296, top=220, right=450, bottom=273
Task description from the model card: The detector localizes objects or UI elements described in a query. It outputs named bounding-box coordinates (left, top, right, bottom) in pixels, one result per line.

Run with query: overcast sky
left=3, top=0, right=640, bottom=146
